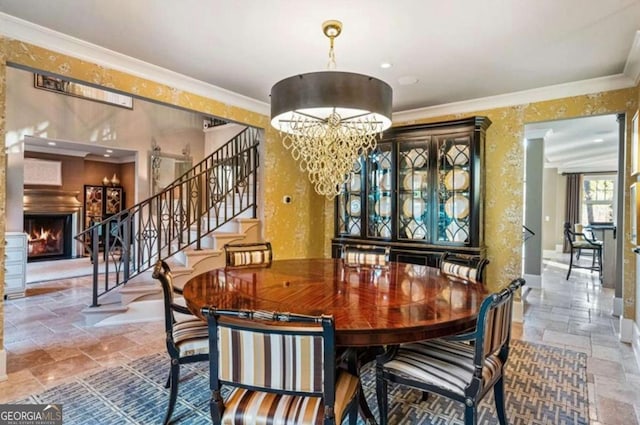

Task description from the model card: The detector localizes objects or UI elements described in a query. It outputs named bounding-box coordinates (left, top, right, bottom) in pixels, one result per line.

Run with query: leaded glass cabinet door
left=336, top=163, right=363, bottom=237
left=435, top=133, right=473, bottom=244
left=84, top=185, right=103, bottom=230
left=366, top=144, right=393, bottom=239
left=397, top=138, right=430, bottom=241
left=105, top=187, right=123, bottom=215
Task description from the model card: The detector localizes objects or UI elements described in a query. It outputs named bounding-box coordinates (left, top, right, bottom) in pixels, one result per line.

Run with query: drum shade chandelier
left=270, top=20, right=393, bottom=198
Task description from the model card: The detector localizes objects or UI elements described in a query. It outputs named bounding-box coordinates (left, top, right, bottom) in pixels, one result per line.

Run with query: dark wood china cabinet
left=332, top=116, right=491, bottom=266
left=83, top=185, right=125, bottom=254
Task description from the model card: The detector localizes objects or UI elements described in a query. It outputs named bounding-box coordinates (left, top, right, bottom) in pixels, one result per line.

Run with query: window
left=581, top=175, right=615, bottom=225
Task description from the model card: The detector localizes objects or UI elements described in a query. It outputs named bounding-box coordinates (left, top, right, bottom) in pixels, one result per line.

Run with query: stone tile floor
left=2, top=255, right=639, bottom=424
left=514, top=256, right=640, bottom=425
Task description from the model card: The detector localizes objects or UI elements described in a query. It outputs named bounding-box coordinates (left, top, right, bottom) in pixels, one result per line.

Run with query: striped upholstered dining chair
left=375, top=278, right=525, bottom=425
left=201, top=308, right=360, bottom=425
left=439, top=251, right=489, bottom=284
left=342, top=244, right=390, bottom=269
left=224, top=241, right=273, bottom=268
left=152, top=260, right=209, bottom=425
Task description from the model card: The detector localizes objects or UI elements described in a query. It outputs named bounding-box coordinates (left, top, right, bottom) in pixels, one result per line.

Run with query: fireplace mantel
left=23, top=189, right=82, bottom=213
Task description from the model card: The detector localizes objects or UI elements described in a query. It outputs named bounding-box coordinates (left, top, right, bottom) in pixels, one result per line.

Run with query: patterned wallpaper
left=0, top=36, right=639, bottom=331
left=380, top=89, right=638, bottom=317
left=0, top=38, right=7, bottom=347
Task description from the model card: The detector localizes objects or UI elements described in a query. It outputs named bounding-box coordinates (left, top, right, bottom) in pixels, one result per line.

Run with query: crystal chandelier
left=270, top=20, right=393, bottom=198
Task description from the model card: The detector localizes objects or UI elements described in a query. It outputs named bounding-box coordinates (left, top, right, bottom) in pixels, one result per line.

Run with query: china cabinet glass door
left=397, top=138, right=430, bottom=241
left=366, top=144, right=393, bottom=239
left=435, top=133, right=472, bottom=244
left=337, top=162, right=363, bottom=237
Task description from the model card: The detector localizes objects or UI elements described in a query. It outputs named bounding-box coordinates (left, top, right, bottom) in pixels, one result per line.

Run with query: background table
left=183, top=258, right=488, bottom=347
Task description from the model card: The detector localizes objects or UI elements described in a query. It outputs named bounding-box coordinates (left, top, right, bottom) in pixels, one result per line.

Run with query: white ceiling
left=525, top=114, right=620, bottom=174
left=1, top=0, right=638, bottom=171
left=23, top=135, right=136, bottom=162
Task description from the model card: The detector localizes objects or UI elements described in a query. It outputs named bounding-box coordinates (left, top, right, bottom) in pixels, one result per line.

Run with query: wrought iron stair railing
left=75, top=127, right=260, bottom=307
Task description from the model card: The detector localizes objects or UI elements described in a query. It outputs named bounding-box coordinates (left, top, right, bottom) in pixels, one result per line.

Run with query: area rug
left=16, top=340, right=588, bottom=424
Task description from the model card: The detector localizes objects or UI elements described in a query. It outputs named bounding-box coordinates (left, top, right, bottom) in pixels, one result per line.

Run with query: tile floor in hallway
left=1, top=255, right=639, bottom=424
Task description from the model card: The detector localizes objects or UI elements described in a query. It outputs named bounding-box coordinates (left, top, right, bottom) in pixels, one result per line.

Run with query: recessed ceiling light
left=47, top=141, right=56, bottom=146
left=380, top=62, right=393, bottom=69
left=398, top=75, right=419, bottom=86
left=103, top=154, right=111, bottom=157
left=106, top=149, right=113, bottom=153
left=593, top=138, right=604, bottom=143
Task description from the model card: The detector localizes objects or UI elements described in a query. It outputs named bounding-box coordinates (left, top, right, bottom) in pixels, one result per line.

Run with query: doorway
left=523, top=114, right=623, bottom=297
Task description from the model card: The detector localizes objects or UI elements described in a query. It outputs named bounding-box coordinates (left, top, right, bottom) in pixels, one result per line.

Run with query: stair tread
left=183, top=247, right=223, bottom=255
left=119, top=283, right=160, bottom=294
left=82, top=305, right=129, bottom=314
left=212, top=231, right=245, bottom=236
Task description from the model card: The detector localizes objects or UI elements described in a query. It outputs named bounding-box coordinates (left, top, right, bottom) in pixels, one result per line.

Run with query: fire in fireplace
left=24, top=214, right=73, bottom=262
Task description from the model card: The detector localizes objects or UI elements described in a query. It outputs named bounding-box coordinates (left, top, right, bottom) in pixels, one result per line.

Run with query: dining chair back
left=439, top=251, right=489, bottom=284
left=375, top=278, right=525, bottom=425
left=201, top=307, right=359, bottom=425
left=342, top=244, right=390, bottom=269
left=224, top=241, right=273, bottom=268
left=563, top=222, right=602, bottom=281
left=152, top=260, right=209, bottom=425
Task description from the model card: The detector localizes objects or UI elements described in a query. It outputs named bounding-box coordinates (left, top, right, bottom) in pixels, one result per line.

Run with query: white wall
left=4, top=67, right=207, bottom=228
left=204, top=123, right=247, bottom=155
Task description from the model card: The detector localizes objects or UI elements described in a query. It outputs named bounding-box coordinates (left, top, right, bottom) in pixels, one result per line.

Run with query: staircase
left=75, top=127, right=262, bottom=324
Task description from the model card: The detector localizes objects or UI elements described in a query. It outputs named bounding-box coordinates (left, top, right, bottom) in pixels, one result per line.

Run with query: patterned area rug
left=16, top=340, right=587, bottom=424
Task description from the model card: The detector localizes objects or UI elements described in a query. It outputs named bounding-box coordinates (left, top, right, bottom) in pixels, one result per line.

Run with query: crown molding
left=0, top=12, right=270, bottom=117
left=393, top=73, right=636, bottom=123
left=2, top=12, right=638, bottom=125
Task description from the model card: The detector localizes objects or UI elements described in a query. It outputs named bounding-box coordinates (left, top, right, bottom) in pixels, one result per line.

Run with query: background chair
left=342, top=244, right=390, bottom=268
left=224, top=241, right=272, bottom=268
left=564, top=222, right=602, bottom=281
left=439, top=252, right=489, bottom=284
left=201, top=308, right=359, bottom=425
left=152, top=260, right=209, bottom=425
left=375, top=278, right=525, bottom=425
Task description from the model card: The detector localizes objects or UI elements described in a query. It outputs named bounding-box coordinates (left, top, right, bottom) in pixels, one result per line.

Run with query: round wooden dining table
left=182, top=258, right=489, bottom=347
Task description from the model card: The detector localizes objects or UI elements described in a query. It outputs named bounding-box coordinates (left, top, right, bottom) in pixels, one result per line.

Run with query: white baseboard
left=620, top=317, right=634, bottom=343
left=513, top=299, right=524, bottom=323
left=0, top=349, right=6, bottom=381
left=613, top=297, right=623, bottom=317
left=633, top=322, right=640, bottom=372
left=523, top=273, right=541, bottom=289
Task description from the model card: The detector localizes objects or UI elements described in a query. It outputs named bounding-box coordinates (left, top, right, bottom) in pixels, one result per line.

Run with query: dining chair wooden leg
left=375, top=365, right=389, bottom=425
left=566, top=251, right=574, bottom=280
left=164, top=360, right=180, bottom=425
left=464, top=403, right=478, bottom=425
left=349, top=391, right=358, bottom=425
left=493, top=376, right=508, bottom=425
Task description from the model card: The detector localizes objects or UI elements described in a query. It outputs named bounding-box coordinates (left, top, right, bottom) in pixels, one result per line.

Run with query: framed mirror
left=150, top=148, right=193, bottom=195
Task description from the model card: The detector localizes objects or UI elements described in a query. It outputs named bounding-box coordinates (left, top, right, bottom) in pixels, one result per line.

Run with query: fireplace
left=24, top=214, right=73, bottom=262
left=23, top=189, right=83, bottom=261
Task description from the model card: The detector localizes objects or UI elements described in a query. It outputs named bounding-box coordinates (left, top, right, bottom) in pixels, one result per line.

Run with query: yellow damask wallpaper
left=0, top=38, right=7, bottom=346
left=383, top=89, right=638, bottom=315
left=1, top=36, right=639, bottom=328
